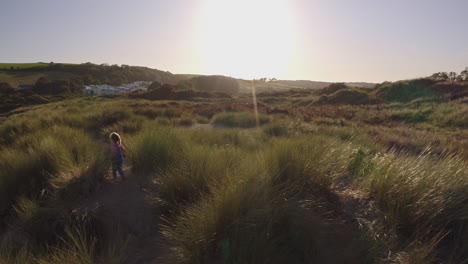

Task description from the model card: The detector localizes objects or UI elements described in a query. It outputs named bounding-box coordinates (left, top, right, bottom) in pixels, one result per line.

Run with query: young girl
left=110, top=132, right=126, bottom=180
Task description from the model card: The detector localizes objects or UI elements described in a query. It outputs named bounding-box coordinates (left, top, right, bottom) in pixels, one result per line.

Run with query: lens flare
left=197, top=0, right=295, bottom=79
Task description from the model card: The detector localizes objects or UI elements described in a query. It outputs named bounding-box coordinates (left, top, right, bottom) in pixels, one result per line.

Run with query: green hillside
left=0, top=63, right=51, bottom=70
left=0, top=62, right=183, bottom=87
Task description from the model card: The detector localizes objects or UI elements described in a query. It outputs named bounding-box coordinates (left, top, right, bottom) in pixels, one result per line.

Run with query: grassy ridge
left=0, top=63, right=50, bottom=69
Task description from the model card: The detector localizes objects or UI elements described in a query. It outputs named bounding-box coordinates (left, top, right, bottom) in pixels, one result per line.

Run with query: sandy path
left=77, top=168, right=166, bottom=263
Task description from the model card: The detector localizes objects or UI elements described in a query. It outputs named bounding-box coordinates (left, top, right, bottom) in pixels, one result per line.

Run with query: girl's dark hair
left=110, top=132, right=121, bottom=143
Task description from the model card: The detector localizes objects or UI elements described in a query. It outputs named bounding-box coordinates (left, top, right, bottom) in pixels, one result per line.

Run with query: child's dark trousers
left=112, top=159, right=125, bottom=179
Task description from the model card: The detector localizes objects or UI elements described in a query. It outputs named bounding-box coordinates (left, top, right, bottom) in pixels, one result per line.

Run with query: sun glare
left=197, top=0, right=295, bottom=79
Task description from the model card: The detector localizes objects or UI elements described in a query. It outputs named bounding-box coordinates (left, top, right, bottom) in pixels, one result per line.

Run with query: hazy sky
left=1, top=0, right=467, bottom=82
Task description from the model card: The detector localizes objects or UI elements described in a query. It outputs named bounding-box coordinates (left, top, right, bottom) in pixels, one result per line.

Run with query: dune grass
left=0, top=95, right=467, bottom=263
left=127, top=126, right=182, bottom=174
left=155, top=133, right=370, bottom=264
left=352, top=150, right=468, bottom=257
left=212, top=111, right=271, bottom=128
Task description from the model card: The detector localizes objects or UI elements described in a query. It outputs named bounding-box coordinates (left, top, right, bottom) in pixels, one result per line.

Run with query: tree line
left=430, top=67, right=468, bottom=81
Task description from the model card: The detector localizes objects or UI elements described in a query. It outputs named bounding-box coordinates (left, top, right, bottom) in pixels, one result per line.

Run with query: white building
left=84, top=81, right=151, bottom=95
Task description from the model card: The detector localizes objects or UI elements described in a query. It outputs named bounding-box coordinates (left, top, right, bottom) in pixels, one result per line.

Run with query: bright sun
left=196, top=0, right=295, bottom=79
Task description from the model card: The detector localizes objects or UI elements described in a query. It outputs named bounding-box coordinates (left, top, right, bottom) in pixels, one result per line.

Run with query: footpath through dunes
left=75, top=168, right=167, bottom=263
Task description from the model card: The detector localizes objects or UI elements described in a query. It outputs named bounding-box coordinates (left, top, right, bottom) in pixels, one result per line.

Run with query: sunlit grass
left=0, top=95, right=467, bottom=263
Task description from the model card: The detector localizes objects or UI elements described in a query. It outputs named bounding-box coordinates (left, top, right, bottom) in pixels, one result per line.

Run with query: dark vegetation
left=0, top=67, right=467, bottom=263
left=130, top=84, right=231, bottom=101
left=178, top=75, right=241, bottom=94
left=0, top=62, right=180, bottom=86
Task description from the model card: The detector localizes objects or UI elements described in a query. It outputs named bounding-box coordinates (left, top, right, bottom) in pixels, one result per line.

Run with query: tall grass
left=155, top=133, right=368, bottom=263
left=1, top=95, right=467, bottom=263
left=0, top=125, right=107, bottom=234
left=178, top=128, right=266, bottom=152
left=263, top=136, right=350, bottom=190
left=36, top=227, right=97, bottom=264
left=161, top=166, right=321, bottom=264
left=155, top=144, right=244, bottom=214
left=160, top=138, right=369, bottom=263
left=127, top=127, right=181, bottom=174
left=353, top=149, right=468, bottom=258
left=212, top=111, right=271, bottom=128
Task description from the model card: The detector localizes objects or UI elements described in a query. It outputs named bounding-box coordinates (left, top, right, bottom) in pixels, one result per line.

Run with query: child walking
left=110, top=132, right=126, bottom=180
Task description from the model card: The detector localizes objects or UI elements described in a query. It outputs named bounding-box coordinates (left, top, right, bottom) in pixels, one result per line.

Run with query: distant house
left=83, top=86, right=94, bottom=95
left=82, top=81, right=151, bottom=95
left=17, top=85, right=34, bottom=91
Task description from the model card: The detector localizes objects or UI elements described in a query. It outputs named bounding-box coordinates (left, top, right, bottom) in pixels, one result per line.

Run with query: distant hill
left=0, top=62, right=187, bottom=88
left=0, top=62, right=377, bottom=93
left=0, top=62, right=51, bottom=70
left=178, top=75, right=241, bottom=94
left=375, top=78, right=468, bottom=103
left=270, top=80, right=376, bottom=89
